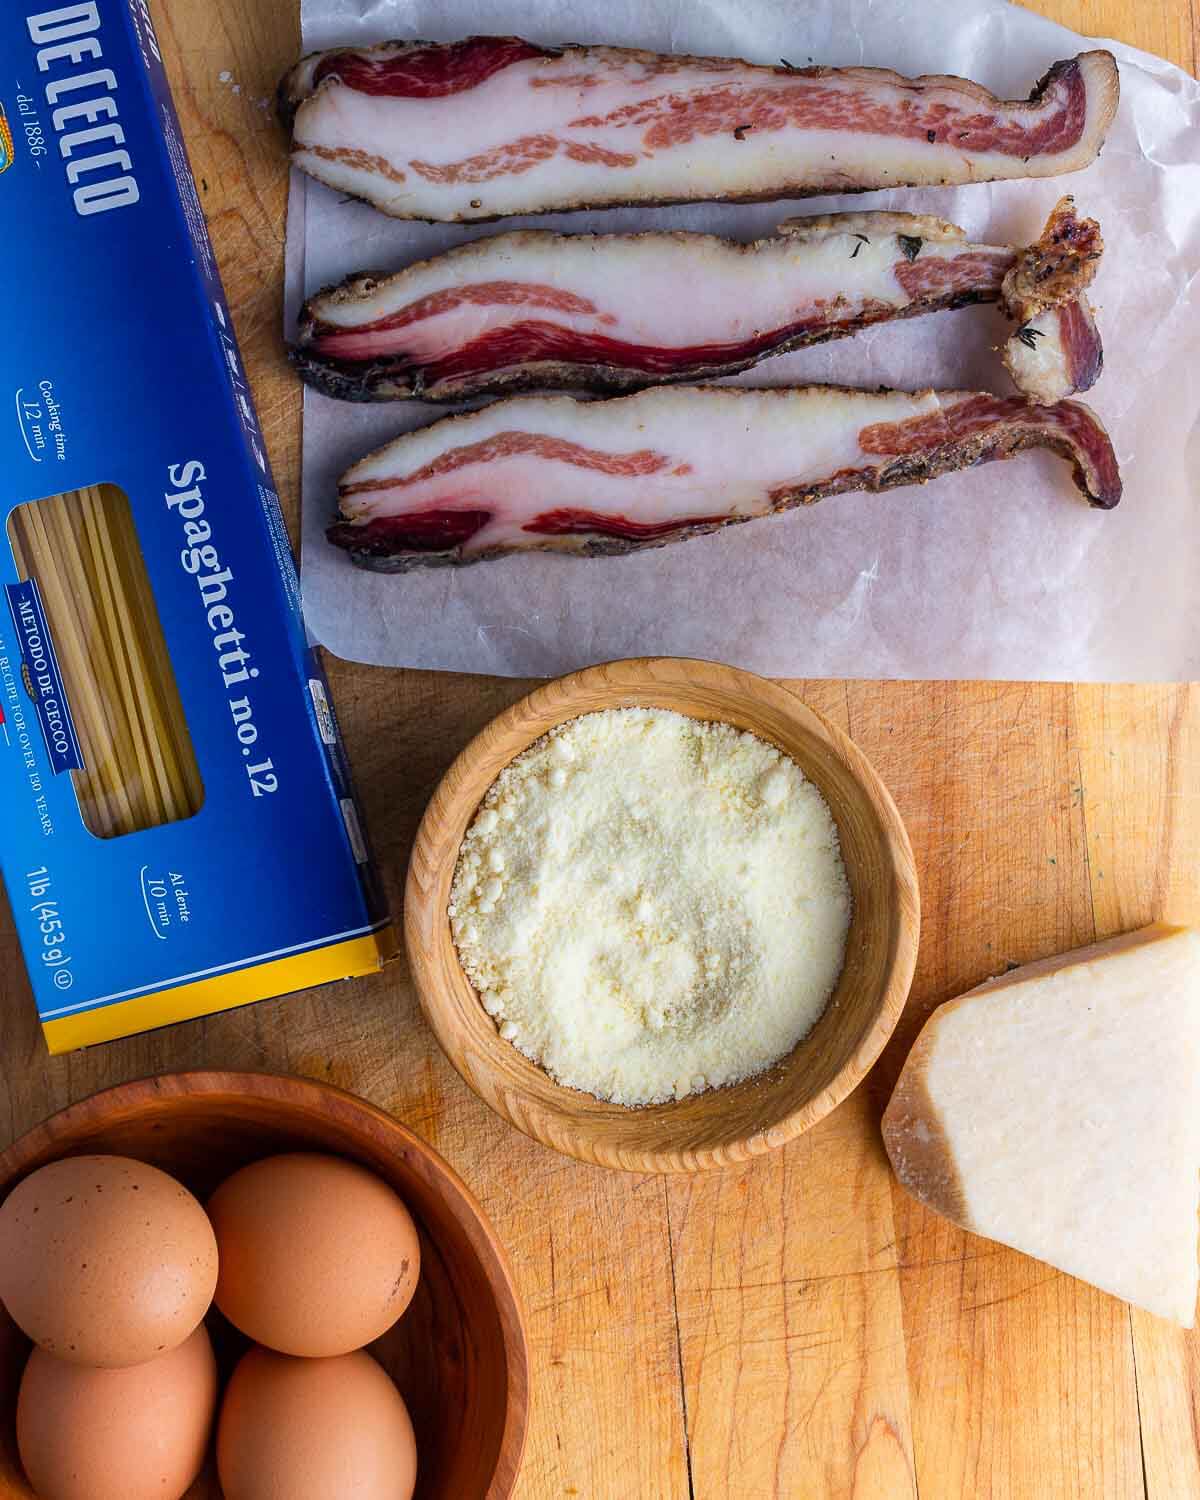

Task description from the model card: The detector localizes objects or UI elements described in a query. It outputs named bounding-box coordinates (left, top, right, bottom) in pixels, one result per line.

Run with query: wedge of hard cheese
left=882, top=923, right=1200, bottom=1325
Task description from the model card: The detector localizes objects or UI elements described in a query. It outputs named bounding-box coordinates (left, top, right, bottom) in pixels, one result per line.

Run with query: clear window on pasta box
left=7, top=484, right=203, bottom=838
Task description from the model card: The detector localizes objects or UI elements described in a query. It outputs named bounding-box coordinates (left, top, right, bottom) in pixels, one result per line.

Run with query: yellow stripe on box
left=42, top=928, right=396, bottom=1053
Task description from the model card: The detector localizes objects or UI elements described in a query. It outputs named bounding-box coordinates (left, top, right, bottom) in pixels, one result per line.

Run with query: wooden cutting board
left=0, top=3, right=1197, bottom=1496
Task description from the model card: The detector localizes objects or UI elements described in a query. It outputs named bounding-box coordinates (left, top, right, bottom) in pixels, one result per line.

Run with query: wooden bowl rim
left=0, top=1069, right=531, bottom=1500
left=406, top=656, right=919, bottom=1174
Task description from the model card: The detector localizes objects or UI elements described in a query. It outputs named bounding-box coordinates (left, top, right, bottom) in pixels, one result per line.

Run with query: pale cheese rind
left=882, top=924, right=1200, bottom=1326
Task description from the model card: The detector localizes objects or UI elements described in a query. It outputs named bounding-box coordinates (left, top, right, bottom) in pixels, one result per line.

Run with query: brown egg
left=217, top=1345, right=417, bottom=1500
left=17, top=1323, right=218, bottom=1500
left=0, top=1155, right=218, bottom=1367
left=207, top=1152, right=420, bottom=1357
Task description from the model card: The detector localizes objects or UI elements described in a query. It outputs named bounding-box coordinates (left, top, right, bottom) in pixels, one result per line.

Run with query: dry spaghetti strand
left=8, top=484, right=203, bottom=837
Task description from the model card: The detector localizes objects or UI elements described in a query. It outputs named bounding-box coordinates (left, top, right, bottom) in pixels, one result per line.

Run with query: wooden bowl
left=0, top=1071, right=528, bottom=1500
left=407, top=657, right=919, bottom=1173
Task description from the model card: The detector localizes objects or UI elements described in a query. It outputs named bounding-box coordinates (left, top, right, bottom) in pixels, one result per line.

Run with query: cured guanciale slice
left=280, top=38, right=1120, bottom=222
left=1000, top=197, right=1104, bottom=403
left=296, top=200, right=1103, bottom=404
left=327, top=386, right=1122, bottom=570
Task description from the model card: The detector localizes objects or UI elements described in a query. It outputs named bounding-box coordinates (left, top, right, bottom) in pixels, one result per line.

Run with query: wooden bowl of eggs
left=0, top=1070, right=528, bottom=1500
left=407, top=656, right=920, bottom=1173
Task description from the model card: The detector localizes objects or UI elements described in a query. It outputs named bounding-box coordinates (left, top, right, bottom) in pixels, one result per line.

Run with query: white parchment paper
left=288, top=0, right=1200, bottom=679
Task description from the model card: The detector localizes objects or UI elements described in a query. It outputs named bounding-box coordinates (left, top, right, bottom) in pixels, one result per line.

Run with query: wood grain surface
left=0, top=3, right=1196, bottom=1498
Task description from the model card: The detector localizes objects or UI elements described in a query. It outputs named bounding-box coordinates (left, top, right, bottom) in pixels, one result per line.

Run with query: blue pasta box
left=0, top=0, right=395, bottom=1051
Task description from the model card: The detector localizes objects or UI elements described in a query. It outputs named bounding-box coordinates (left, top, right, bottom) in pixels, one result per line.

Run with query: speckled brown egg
left=17, top=1323, right=218, bottom=1500
left=217, top=1345, right=417, bottom=1500
left=0, top=1155, right=218, bottom=1367
left=207, top=1152, right=420, bottom=1357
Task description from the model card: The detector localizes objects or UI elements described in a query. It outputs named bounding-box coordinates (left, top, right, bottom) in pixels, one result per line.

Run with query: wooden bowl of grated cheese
left=406, top=657, right=919, bottom=1173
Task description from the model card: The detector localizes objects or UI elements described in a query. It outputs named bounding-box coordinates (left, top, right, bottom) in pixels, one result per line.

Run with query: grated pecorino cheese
left=449, top=708, right=851, bottom=1107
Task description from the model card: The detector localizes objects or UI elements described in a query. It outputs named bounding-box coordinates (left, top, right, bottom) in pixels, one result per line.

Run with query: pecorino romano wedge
left=327, top=385, right=1122, bottom=571
left=280, top=38, right=1120, bottom=223
left=295, top=199, right=1103, bottom=405
left=882, top=925, right=1200, bottom=1326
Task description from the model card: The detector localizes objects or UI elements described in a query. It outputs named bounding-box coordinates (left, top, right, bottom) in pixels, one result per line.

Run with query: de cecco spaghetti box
left=0, top=1, right=395, bottom=1052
